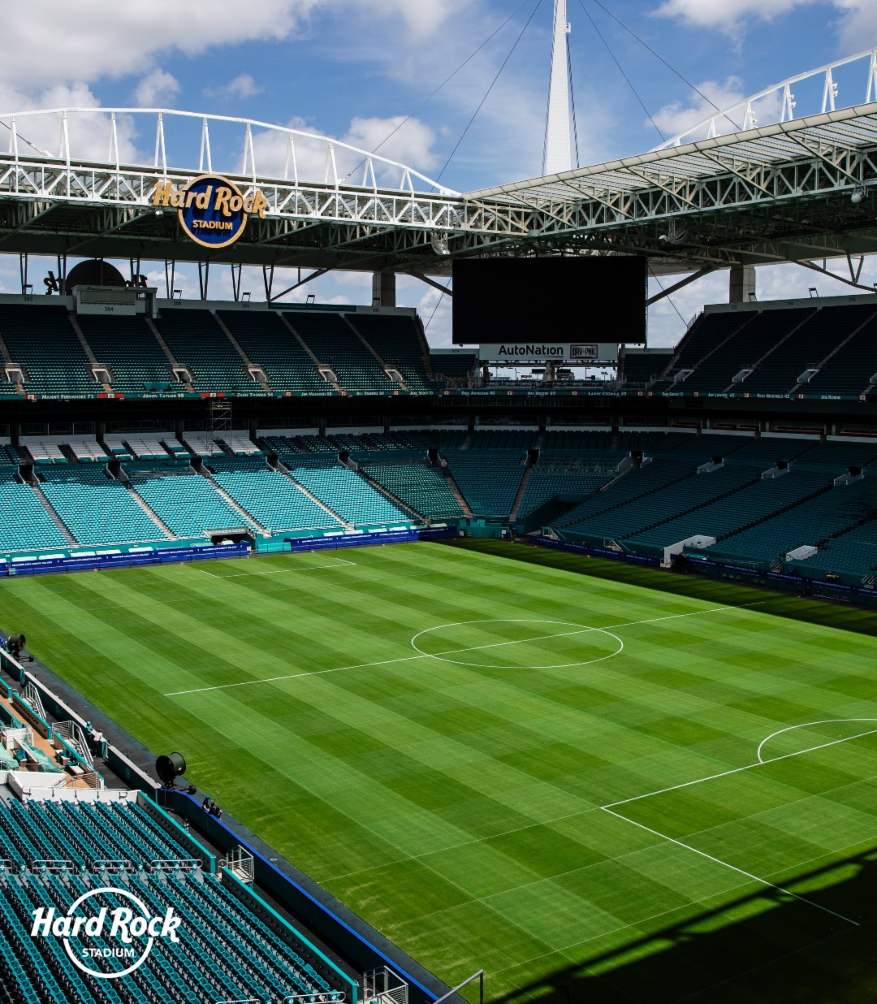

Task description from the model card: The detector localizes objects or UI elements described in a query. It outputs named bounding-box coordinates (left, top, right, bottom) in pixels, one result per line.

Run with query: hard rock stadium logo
left=151, top=174, right=268, bottom=250
left=31, top=885, right=182, bottom=980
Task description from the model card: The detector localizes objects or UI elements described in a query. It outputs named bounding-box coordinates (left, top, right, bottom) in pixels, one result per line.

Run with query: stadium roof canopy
left=2, top=49, right=877, bottom=282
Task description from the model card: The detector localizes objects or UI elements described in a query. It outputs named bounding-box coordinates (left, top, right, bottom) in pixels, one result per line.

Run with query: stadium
left=2, top=3, right=877, bottom=1002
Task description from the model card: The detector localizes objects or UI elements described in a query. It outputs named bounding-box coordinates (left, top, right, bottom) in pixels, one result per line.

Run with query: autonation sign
left=478, top=343, right=619, bottom=364
left=151, top=174, right=268, bottom=249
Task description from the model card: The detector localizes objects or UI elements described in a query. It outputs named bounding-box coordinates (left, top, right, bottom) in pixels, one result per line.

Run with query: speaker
left=155, top=752, right=187, bottom=786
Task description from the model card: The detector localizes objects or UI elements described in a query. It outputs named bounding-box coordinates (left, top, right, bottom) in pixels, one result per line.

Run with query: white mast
left=543, top=0, right=574, bottom=176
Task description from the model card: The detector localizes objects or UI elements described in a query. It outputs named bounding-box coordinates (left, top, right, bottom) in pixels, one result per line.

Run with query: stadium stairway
left=343, top=458, right=424, bottom=523
left=273, top=461, right=353, bottom=528
left=29, top=479, right=78, bottom=546
left=196, top=459, right=273, bottom=534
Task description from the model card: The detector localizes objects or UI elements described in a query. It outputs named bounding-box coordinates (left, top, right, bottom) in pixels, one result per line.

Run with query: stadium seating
left=517, top=457, right=624, bottom=519
left=207, top=457, right=343, bottom=534
left=0, top=795, right=350, bottom=1004
left=0, top=306, right=98, bottom=397
left=347, top=313, right=435, bottom=393
left=36, top=463, right=165, bottom=546
left=708, top=474, right=877, bottom=568
left=126, top=464, right=256, bottom=538
left=680, top=308, right=810, bottom=393
left=217, top=309, right=333, bottom=395
left=360, top=459, right=464, bottom=520
left=805, top=310, right=877, bottom=397
left=652, top=311, right=750, bottom=389
left=0, top=468, right=70, bottom=552
left=620, top=350, right=673, bottom=387
left=430, top=350, right=476, bottom=384
left=39, top=465, right=167, bottom=546
left=76, top=314, right=177, bottom=394
left=789, top=518, right=877, bottom=580
left=287, top=462, right=409, bottom=527
left=442, top=449, right=528, bottom=518
left=286, top=312, right=393, bottom=394
left=738, top=304, right=877, bottom=395
left=154, top=309, right=260, bottom=395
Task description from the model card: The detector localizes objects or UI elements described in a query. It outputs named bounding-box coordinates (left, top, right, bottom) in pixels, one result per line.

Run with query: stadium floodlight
left=851, top=187, right=866, bottom=204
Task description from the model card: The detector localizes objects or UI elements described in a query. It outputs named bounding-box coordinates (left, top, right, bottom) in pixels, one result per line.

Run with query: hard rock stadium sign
left=151, top=174, right=268, bottom=250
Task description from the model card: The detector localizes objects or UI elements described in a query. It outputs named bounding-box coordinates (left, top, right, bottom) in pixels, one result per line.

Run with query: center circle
left=410, top=618, right=624, bottom=670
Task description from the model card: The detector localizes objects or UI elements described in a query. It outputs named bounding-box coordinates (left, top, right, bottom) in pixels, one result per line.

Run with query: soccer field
left=3, top=540, right=877, bottom=1003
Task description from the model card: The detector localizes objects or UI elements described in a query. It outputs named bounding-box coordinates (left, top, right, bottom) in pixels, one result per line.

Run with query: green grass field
left=3, top=540, right=877, bottom=1003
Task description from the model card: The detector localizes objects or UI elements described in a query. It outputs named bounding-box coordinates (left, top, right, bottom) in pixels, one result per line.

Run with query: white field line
left=604, top=726, right=877, bottom=810
left=756, top=718, right=877, bottom=763
left=194, top=558, right=356, bottom=579
left=600, top=806, right=860, bottom=927
left=165, top=601, right=753, bottom=697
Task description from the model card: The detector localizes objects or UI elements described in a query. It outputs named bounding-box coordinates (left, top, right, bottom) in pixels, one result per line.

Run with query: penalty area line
left=600, top=806, right=860, bottom=927
left=604, top=726, right=877, bottom=810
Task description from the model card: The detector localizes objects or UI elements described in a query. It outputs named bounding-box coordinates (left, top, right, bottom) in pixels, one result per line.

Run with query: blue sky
left=2, top=0, right=877, bottom=346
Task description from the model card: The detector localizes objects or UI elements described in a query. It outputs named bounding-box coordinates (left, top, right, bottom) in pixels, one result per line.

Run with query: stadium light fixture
left=851, top=187, right=866, bottom=204
left=808, top=287, right=819, bottom=297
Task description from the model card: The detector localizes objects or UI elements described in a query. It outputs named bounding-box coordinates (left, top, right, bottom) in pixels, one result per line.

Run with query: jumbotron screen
left=451, top=256, right=647, bottom=344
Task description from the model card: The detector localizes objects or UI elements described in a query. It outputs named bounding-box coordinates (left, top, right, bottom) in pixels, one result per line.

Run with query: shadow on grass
left=445, top=539, right=877, bottom=640
left=488, top=842, right=877, bottom=1004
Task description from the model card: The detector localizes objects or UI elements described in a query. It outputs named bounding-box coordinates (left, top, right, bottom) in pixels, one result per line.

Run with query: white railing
left=0, top=107, right=456, bottom=196
left=656, top=48, right=877, bottom=149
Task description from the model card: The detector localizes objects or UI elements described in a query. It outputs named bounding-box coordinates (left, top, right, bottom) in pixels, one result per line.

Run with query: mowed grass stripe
left=2, top=541, right=877, bottom=1003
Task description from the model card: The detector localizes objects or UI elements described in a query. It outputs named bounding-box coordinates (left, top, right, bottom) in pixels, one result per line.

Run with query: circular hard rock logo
left=152, top=173, right=268, bottom=250
left=31, top=885, right=182, bottom=979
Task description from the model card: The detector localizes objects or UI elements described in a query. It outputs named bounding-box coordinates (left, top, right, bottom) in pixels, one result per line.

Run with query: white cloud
left=134, top=68, right=179, bottom=107
left=652, top=77, right=748, bottom=138
left=0, top=81, right=138, bottom=162
left=652, top=0, right=818, bottom=31
left=652, top=0, right=876, bottom=49
left=365, top=0, right=463, bottom=40
left=834, top=1, right=877, bottom=52
left=0, top=1, right=323, bottom=88
left=205, top=74, right=262, bottom=101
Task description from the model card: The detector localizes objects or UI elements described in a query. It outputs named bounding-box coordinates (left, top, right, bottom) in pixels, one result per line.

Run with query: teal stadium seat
left=76, top=314, right=177, bottom=394
left=39, top=465, right=165, bottom=546
left=0, top=305, right=97, bottom=397
left=127, top=463, right=257, bottom=537
left=217, top=309, right=333, bottom=395
left=0, top=467, right=70, bottom=552
left=347, top=313, right=436, bottom=393
left=286, top=312, right=394, bottom=394
left=154, top=309, right=260, bottom=395
left=208, top=457, right=343, bottom=534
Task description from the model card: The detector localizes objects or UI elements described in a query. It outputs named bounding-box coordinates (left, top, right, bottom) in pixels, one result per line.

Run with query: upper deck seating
left=286, top=313, right=394, bottom=394
left=154, top=309, right=259, bottom=395
left=348, top=313, right=435, bottom=393
left=0, top=306, right=97, bottom=397
left=739, top=304, right=877, bottom=395
left=77, top=314, right=177, bottom=394
left=217, top=309, right=332, bottom=395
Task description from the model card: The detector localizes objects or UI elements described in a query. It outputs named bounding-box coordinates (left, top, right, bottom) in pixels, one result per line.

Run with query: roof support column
left=372, top=270, right=396, bottom=308
left=729, top=264, right=756, bottom=303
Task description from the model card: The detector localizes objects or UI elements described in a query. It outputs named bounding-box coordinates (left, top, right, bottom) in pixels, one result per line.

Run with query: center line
left=163, top=601, right=754, bottom=697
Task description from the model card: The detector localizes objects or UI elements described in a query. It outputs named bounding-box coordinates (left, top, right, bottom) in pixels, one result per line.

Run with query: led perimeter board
left=452, top=256, right=647, bottom=345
